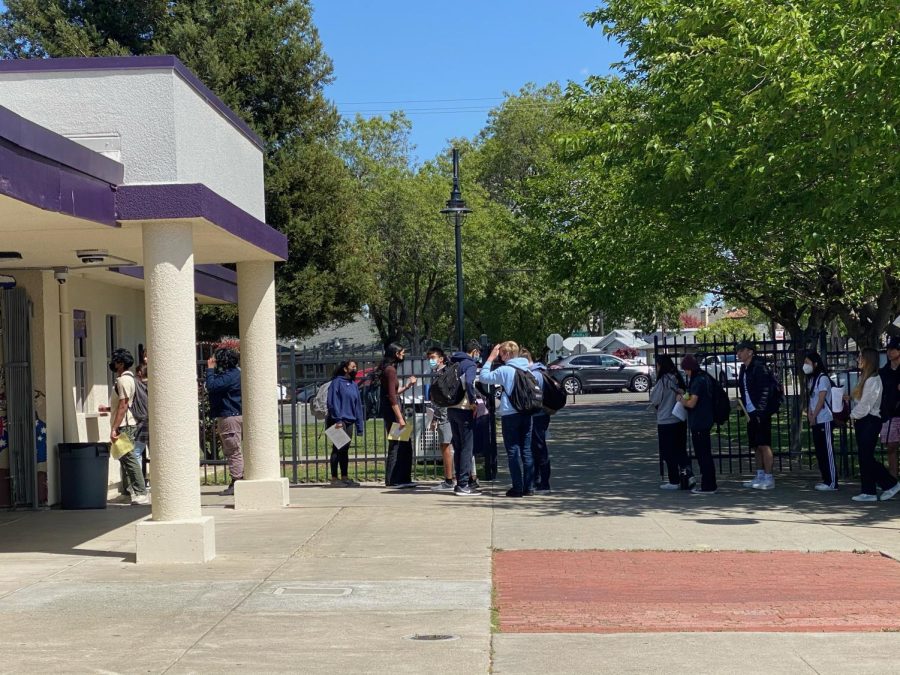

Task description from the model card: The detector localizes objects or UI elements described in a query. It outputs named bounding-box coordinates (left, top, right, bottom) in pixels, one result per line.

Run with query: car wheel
left=561, top=376, right=582, bottom=395
left=630, top=374, right=651, bottom=393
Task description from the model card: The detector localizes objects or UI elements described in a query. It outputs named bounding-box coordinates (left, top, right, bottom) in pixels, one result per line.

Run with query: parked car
left=548, top=353, right=655, bottom=394
left=294, top=383, right=318, bottom=402
left=699, top=353, right=740, bottom=386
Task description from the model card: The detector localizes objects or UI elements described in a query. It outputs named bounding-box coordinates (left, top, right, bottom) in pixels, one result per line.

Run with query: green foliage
left=694, top=317, right=761, bottom=343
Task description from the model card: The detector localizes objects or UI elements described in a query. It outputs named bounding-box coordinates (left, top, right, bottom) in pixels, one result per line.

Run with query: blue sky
left=312, top=1, right=623, bottom=162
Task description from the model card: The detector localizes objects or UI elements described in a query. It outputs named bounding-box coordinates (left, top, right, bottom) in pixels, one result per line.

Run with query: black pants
left=448, top=408, right=474, bottom=488
left=658, top=421, right=690, bottom=484
left=383, top=415, right=413, bottom=485
left=527, top=413, right=551, bottom=490
left=691, top=428, right=717, bottom=491
left=812, top=421, right=837, bottom=488
left=855, top=415, right=897, bottom=494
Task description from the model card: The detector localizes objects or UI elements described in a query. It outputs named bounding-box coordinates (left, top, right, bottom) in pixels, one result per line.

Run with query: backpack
left=309, top=381, right=332, bottom=421
left=361, top=381, right=380, bottom=419
left=508, top=368, right=544, bottom=414
left=429, top=363, right=465, bottom=407
left=130, top=376, right=149, bottom=423
left=766, top=368, right=784, bottom=414
left=705, top=372, right=732, bottom=426
left=541, top=373, right=567, bottom=414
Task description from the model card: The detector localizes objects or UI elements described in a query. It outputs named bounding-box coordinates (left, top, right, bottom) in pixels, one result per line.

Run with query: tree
left=0, top=0, right=372, bottom=337
left=695, top=318, right=760, bottom=344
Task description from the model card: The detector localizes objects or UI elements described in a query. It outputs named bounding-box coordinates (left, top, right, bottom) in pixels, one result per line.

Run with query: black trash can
left=58, top=443, right=110, bottom=509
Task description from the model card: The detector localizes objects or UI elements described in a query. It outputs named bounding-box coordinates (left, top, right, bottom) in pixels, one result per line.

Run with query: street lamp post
left=440, top=148, right=471, bottom=350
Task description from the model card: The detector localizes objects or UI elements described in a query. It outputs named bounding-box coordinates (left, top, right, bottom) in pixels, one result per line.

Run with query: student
left=206, top=347, right=243, bottom=496
left=736, top=340, right=777, bottom=490
left=378, top=343, right=417, bottom=488
left=879, top=336, right=900, bottom=478
left=478, top=341, right=534, bottom=497
left=650, top=354, right=693, bottom=490
left=426, top=347, right=456, bottom=491
left=803, top=351, right=837, bottom=491
left=326, top=360, right=364, bottom=487
left=848, top=348, right=900, bottom=503
left=448, top=340, right=483, bottom=495
left=677, top=355, right=717, bottom=495
left=521, top=347, right=552, bottom=493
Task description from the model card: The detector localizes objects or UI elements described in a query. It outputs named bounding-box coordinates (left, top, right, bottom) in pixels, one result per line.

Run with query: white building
left=0, top=56, right=290, bottom=563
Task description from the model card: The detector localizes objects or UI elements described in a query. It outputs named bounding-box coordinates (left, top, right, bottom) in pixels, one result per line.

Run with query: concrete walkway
left=0, top=395, right=898, bottom=673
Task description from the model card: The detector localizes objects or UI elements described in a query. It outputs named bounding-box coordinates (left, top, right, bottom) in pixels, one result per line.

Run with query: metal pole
left=455, top=211, right=465, bottom=350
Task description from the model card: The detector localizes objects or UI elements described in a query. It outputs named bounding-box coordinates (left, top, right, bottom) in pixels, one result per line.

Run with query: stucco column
left=135, top=221, right=215, bottom=563
left=234, top=260, right=289, bottom=509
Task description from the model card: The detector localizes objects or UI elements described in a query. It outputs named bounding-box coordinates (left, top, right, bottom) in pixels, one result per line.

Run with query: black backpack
left=766, top=369, right=784, bottom=413
left=429, top=363, right=465, bottom=407
left=705, top=372, right=732, bottom=425
left=508, top=368, right=544, bottom=414
left=121, top=372, right=149, bottom=423
left=541, top=373, right=567, bottom=414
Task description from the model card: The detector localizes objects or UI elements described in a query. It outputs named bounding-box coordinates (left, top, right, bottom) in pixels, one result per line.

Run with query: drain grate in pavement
left=405, top=634, right=459, bottom=641
left=273, top=586, right=352, bottom=597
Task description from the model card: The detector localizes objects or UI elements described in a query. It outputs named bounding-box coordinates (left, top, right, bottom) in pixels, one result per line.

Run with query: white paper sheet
left=325, top=424, right=351, bottom=448
left=425, top=407, right=435, bottom=426
left=831, top=386, right=847, bottom=413
left=672, top=401, right=688, bottom=422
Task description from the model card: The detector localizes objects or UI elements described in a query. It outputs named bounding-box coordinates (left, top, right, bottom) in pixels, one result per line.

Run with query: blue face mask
left=428, top=358, right=438, bottom=369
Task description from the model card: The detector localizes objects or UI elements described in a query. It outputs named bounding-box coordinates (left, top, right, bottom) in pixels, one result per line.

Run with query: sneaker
left=852, top=493, right=878, bottom=502
left=431, top=479, right=455, bottom=492
left=390, top=482, right=418, bottom=489
left=659, top=482, right=681, bottom=491
left=342, top=479, right=361, bottom=487
left=743, top=471, right=765, bottom=488
left=523, top=490, right=534, bottom=497
left=454, top=484, right=480, bottom=496
left=329, top=477, right=344, bottom=487
left=690, top=487, right=717, bottom=495
left=470, top=479, right=481, bottom=490
left=753, top=475, right=775, bottom=490
left=131, top=494, right=150, bottom=505
left=814, top=483, right=838, bottom=491
left=505, top=488, right=524, bottom=498
left=879, top=483, right=900, bottom=501
left=219, top=484, right=235, bottom=496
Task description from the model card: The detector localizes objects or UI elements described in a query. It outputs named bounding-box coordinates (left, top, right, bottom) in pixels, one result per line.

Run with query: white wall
left=0, top=67, right=264, bottom=219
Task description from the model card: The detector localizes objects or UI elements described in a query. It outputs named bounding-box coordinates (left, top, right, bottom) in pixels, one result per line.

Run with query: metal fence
left=653, top=334, right=883, bottom=478
left=196, top=343, right=498, bottom=485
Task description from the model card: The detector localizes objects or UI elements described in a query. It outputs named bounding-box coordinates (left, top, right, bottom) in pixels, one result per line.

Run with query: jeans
left=658, top=421, right=690, bottom=485
left=117, top=426, right=146, bottom=497
left=448, top=408, right=474, bottom=488
left=501, top=413, right=533, bottom=494
left=855, top=415, right=897, bottom=494
left=690, top=427, right=716, bottom=491
left=383, top=415, right=412, bottom=485
left=526, top=413, right=551, bottom=490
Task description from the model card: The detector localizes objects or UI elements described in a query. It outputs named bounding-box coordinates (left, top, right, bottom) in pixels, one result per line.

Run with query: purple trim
left=0, top=105, right=123, bottom=184
left=116, top=183, right=287, bottom=260
left=0, top=138, right=117, bottom=226
left=0, top=56, right=264, bottom=151
left=113, top=264, right=238, bottom=304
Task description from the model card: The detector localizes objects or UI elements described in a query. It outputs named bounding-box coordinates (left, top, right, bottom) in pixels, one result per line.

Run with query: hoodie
left=450, top=352, right=479, bottom=405
left=327, top=375, right=364, bottom=434
left=479, top=356, right=531, bottom=416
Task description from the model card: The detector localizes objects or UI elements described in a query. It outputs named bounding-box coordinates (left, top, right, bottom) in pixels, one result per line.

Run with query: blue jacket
left=206, top=367, right=242, bottom=418
left=450, top=352, right=479, bottom=404
left=327, top=375, right=364, bottom=434
left=479, top=357, right=531, bottom=416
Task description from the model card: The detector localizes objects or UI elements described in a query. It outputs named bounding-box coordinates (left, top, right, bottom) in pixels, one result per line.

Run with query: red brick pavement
left=494, top=550, right=900, bottom=633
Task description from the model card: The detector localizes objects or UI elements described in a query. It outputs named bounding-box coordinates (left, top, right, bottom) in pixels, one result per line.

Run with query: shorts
left=437, top=421, right=453, bottom=445
left=748, top=413, right=773, bottom=448
left=881, top=418, right=900, bottom=445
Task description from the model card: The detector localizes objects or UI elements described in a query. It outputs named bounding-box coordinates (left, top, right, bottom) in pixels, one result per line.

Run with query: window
left=600, top=356, right=622, bottom=367
left=73, top=310, right=88, bottom=412
left=570, top=355, right=602, bottom=366
left=106, top=315, right=119, bottom=390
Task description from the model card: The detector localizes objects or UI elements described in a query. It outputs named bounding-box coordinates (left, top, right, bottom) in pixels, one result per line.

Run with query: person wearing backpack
left=479, top=340, right=536, bottom=497
left=447, top=340, right=483, bottom=496
left=206, top=347, right=243, bottom=496
left=326, top=360, right=364, bottom=487
left=521, top=348, right=553, bottom=494
left=378, top=343, right=417, bottom=488
left=650, top=354, right=693, bottom=490
left=736, top=340, right=778, bottom=491
left=878, top=336, right=900, bottom=479
left=803, top=351, right=838, bottom=491
left=133, top=360, right=151, bottom=484
left=677, top=355, right=717, bottom=495
left=425, top=348, right=456, bottom=491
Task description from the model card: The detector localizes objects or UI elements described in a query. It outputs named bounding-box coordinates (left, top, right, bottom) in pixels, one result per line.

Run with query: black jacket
left=738, top=356, right=775, bottom=415
left=879, top=362, right=900, bottom=420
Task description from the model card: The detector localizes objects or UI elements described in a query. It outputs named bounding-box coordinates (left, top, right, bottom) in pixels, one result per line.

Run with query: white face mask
left=802, top=363, right=814, bottom=375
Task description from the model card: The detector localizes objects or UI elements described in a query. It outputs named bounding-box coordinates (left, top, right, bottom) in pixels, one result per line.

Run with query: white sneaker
left=743, top=471, right=765, bottom=488
left=659, top=482, right=680, bottom=490
left=879, top=483, right=900, bottom=501
left=131, top=494, right=150, bottom=505
left=753, top=475, right=775, bottom=490
left=814, top=483, right=838, bottom=491
left=852, top=493, right=878, bottom=502
left=690, top=486, right=717, bottom=495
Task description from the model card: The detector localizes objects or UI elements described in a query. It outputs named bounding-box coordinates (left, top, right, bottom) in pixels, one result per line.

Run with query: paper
left=736, top=396, right=748, bottom=417
left=325, top=424, right=351, bottom=448
left=672, top=401, right=687, bottom=422
left=388, top=422, right=413, bottom=442
left=425, top=407, right=435, bottom=426
left=831, top=386, right=847, bottom=413
left=111, top=435, right=134, bottom=460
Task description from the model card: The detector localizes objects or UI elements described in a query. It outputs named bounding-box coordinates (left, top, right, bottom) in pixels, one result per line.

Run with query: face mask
left=347, top=369, right=358, bottom=380
left=802, top=363, right=814, bottom=375
left=428, top=359, right=438, bottom=369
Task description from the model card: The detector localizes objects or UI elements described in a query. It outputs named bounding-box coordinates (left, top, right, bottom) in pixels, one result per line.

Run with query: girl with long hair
left=649, top=354, right=693, bottom=490
left=803, top=350, right=837, bottom=491
left=378, top=343, right=417, bottom=487
left=326, top=360, right=364, bottom=487
left=849, top=348, right=899, bottom=502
